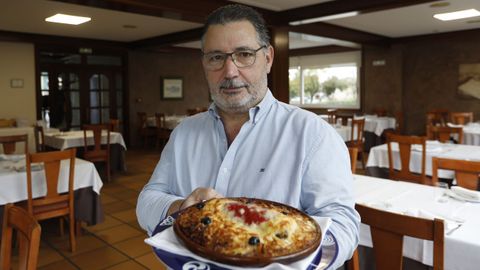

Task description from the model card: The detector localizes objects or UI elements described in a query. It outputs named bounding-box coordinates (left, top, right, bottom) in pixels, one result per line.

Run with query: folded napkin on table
left=145, top=216, right=332, bottom=270
left=450, top=186, right=480, bottom=202
left=0, top=154, right=25, bottom=162
left=447, top=122, right=463, bottom=128
left=412, top=141, right=443, bottom=153
left=405, top=209, right=462, bottom=232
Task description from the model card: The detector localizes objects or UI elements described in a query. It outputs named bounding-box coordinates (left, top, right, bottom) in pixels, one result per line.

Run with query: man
left=137, top=4, right=359, bottom=268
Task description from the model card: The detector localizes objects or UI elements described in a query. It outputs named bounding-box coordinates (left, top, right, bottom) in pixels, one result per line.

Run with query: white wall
left=0, top=41, right=36, bottom=125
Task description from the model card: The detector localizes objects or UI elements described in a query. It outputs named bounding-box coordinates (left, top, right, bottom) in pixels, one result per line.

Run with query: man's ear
left=265, top=45, right=274, bottom=74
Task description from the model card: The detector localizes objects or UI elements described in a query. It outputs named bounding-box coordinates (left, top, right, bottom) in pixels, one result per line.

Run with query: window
left=289, top=52, right=361, bottom=109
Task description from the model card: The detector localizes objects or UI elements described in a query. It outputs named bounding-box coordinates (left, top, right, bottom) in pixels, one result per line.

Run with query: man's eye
left=236, top=51, right=254, bottom=58
left=208, top=54, right=225, bottom=62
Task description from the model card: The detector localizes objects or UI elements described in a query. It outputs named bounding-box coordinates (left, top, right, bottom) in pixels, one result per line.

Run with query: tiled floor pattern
left=27, top=147, right=367, bottom=269
left=34, top=148, right=167, bottom=270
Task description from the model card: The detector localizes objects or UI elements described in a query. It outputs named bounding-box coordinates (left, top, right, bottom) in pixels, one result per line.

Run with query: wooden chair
left=386, top=133, right=428, bottom=184
left=24, top=149, right=77, bottom=252
left=83, top=124, right=111, bottom=182
left=155, top=113, right=171, bottom=149
left=348, top=147, right=358, bottom=173
left=0, top=204, right=41, bottom=270
left=348, top=204, right=445, bottom=270
left=137, top=112, right=155, bottom=147
left=109, top=119, right=120, bottom=132
left=327, top=109, right=337, bottom=124
left=372, top=107, right=387, bottom=117
left=394, top=111, right=404, bottom=134
left=450, top=112, right=473, bottom=125
left=428, top=126, right=463, bottom=144
left=346, top=118, right=366, bottom=169
left=432, top=157, right=480, bottom=190
left=0, top=134, right=28, bottom=155
left=33, top=125, right=45, bottom=152
left=426, top=109, right=449, bottom=127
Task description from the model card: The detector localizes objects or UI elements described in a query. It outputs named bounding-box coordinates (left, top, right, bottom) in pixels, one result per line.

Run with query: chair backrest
left=348, top=147, right=358, bottom=173
left=26, top=149, right=76, bottom=220
left=432, top=157, right=480, bottom=190
left=82, top=124, right=110, bottom=154
left=0, top=204, right=41, bottom=270
left=428, top=126, right=463, bottom=144
left=33, top=125, right=45, bottom=152
left=373, top=107, right=387, bottom=117
left=109, top=119, right=120, bottom=132
left=349, top=118, right=365, bottom=146
left=427, top=110, right=449, bottom=127
left=155, top=113, right=166, bottom=129
left=327, top=109, right=337, bottom=124
left=386, top=133, right=427, bottom=184
left=0, top=134, right=28, bottom=155
left=355, top=204, right=444, bottom=270
left=450, top=112, right=473, bottom=125
left=137, top=112, right=148, bottom=130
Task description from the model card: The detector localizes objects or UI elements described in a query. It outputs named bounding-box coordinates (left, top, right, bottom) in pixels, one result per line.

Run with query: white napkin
left=405, top=209, right=461, bottom=232
left=447, top=122, right=463, bottom=128
left=145, top=216, right=332, bottom=270
left=450, top=186, right=480, bottom=202
left=0, top=154, right=25, bottom=162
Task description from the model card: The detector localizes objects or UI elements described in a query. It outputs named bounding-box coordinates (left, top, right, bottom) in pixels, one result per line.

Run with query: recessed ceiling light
left=45, top=13, right=91, bottom=25
left=434, top=9, right=480, bottom=21
left=430, top=2, right=450, bottom=8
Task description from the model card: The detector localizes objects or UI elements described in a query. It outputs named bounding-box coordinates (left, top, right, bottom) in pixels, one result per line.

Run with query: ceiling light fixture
left=289, top=11, right=359, bottom=26
left=433, top=9, right=480, bottom=21
left=45, top=13, right=91, bottom=25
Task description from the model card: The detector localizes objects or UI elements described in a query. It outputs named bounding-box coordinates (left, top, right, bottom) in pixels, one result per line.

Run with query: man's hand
left=181, top=187, right=223, bottom=209
left=166, top=188, right=223, bottom=216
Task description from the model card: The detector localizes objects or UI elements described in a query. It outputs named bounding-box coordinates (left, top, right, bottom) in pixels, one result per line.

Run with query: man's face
left=202, top=20, right=274, bottom=114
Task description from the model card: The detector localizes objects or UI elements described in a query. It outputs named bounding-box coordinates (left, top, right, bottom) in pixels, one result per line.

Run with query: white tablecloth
left=0, top=157, right=103, bottom=205
left=44, top=130, right=126, bottom=151
left=354, top=174, right=480, bottom=270
left=147, top=115, right=186, bottom=130
left=463, top=123, right=480, bottom=146
left=0, top=126, right=36, bottom=153
left=362, top=115, right=396, bottom=136
left=366, top=141, right=480, bottom=178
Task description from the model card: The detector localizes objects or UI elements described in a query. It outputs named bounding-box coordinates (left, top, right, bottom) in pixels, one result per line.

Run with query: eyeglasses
left=202, top=46, right=266, bottom=71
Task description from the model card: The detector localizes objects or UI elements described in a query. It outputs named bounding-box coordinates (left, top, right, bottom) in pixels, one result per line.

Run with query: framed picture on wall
left=161, top=77, right=183, bottom=99
left=458, top=64, right=480, bottom=100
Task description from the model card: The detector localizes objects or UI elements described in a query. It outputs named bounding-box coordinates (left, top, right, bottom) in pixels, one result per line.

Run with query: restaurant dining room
left=1, top=0, right=480, bottom=269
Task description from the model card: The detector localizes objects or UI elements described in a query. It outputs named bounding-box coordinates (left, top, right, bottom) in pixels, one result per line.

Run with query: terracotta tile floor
left=34, top=148, right=167, bottom=270
left=30, top=147, right=367, bottom=270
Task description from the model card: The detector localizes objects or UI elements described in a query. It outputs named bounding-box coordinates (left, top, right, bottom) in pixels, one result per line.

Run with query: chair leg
left=69, top=213, right=76, bottom=253
left=345, top=249, right=360, bottom=270
left=59, top=217, right=64, bottom=236
left=107, top=161, right=111, bottom=183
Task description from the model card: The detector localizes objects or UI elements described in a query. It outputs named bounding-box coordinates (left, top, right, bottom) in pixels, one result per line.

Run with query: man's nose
left=223, top=55, right=239, bottom=78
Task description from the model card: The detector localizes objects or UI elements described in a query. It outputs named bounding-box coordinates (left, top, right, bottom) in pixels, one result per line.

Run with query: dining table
left=366, top=140, right=480, bottom=179
left=455, top=122, right=480, bottom=146
left=146, top=115, right=186, bottom=130
left=354, top=174, right=480, bottom=270
left=0, top=154, right=104, bottom=226
left=0, top=126, right=36, bottom=153
left=43, top=130, right=127, bottom=173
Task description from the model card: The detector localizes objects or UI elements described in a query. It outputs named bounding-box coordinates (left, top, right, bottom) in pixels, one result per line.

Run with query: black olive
left=196, top=202, right=205, bottom=209
left=282, top=211, right=289, bottom=215
left=201, top=216, right=211, bottom=225
left=248, top=236, right=260, bottom=245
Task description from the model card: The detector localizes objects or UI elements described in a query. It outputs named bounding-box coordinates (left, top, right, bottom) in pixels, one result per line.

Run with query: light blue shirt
left=137, top=90, right=359, bottom=268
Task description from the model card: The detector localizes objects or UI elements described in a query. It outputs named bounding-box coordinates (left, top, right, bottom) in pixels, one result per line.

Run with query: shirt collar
left=207, top=89, right=276, bottom=124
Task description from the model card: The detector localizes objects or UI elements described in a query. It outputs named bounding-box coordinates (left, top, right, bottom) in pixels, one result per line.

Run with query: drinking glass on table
left=435, top=182, right=449, bottom=203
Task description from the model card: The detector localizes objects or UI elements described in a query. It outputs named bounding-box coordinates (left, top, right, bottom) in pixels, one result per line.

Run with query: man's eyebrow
left=204, top=46, right=256, bottom=54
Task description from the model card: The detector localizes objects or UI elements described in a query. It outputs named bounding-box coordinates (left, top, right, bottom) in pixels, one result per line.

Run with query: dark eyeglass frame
left=202, top=45, right=267, bottom=71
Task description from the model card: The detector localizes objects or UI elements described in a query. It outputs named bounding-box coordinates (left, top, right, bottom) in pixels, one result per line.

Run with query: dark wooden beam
left=290, top=22, right=390, bottom=47
left=276, top=0, right=439, bottom=24
left=290, top=45, right=359, bottom=57
left=53, top=0, right=277, bottom=24
left=129, top=27, right=203, bottom=49
left=0, top=30, right=127, bottom=50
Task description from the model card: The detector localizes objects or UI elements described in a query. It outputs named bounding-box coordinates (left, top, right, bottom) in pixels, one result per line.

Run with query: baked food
left=173, top=197, right=321, bottom=266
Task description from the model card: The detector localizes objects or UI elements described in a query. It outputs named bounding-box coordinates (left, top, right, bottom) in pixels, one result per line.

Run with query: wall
left=0, top=41, right=36, bottom=126
left=128, top=49, right=210, bottom=145
left=363, top=32, right=480, bottom=135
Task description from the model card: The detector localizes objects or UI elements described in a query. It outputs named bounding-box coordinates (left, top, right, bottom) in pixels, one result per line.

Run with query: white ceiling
left=0, top=0, right=479, bottom=48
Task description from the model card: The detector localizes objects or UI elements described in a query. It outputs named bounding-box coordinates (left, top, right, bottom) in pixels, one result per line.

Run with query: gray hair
left=201, top=4, right=270, bottom=49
